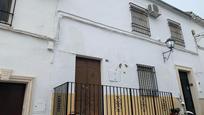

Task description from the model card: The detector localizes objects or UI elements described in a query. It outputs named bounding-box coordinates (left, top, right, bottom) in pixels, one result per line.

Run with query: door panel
left=75, top=57, right=101, bottom=115
left=179, top=71, right=196, bottom=114
left=0, top=82, right=26, bottom=115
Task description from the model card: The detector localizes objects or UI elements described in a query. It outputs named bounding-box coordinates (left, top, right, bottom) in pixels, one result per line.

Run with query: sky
left=163, top=0, right=204, bottom=18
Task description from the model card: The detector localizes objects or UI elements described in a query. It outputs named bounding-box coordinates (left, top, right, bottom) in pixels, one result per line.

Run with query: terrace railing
left=53, top=82, right=174, bottom=115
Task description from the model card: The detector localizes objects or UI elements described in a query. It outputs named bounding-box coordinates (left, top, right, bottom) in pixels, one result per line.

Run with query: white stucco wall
left=58, top=0, right=200, bottom=52
left=0, top=29, right=55, bottom=115
left=55, top=17, right=204, bottom=99
left=0, top=0, right=59, bottom=115
left=12, top=0, right=58, bottom=38
left=1, top=0, right=204, bottom=115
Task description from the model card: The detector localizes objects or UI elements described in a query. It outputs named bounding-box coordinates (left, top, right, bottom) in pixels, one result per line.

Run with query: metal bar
left=116, top=87, right=120, bottom=115
left=126, top=88, right=130, bottom=115
left=102, top=86, right=104, bottom=115
left=67, top=83, right=70, bottom=114
left=0, top=10, right=13, bottom=14
left=158, top=92, right=163, bottom=115
left=70, top=83, right=73, bottom=114
left=110, top=86, right=112, bottom=115
left=10, top=0, right=17, bottom=26
left=129, top=89, right=134, bottom=115
left=98, top=85, right=100, bottom=115
left=123, top=88, right=127, bottom=115
left=155, top=92, right=160, bottom=115
left=170, top=93, right=174, bottom=110
left=66, top=83, right=68, bottom=115
left=106, top=86, right=108, bottom=115
left=135, top=89, right=140, bottom=115
left=113, top=87, right=116, bottom=115
left=119, top=88, right=123, bottom=115
left=152, top=91, right=157, bottom=115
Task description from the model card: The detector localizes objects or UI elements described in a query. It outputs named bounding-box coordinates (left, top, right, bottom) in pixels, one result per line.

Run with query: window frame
left=137, top=64, right=158, bottom=96
left=168, top=19, right=185, bottom=47
left=130, top=3, right=151, bottom=36
left=0, top=0, right=17, bottom=26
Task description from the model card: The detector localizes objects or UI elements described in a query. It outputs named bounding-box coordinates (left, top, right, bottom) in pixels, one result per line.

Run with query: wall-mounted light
left=162, top=38, right=175, bottom=63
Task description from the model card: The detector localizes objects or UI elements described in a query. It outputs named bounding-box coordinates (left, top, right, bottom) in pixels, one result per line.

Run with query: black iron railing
left=53, top=82, right=174, bottom=115
left=0, top=0, right=16, bottom=26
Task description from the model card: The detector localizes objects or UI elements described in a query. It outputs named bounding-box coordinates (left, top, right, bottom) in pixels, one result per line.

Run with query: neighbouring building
left=1, top=0, right=204, bottom=115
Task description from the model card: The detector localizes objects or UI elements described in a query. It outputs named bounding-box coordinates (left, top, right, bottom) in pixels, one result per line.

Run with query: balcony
left=53, top=82, right=174, bottom=115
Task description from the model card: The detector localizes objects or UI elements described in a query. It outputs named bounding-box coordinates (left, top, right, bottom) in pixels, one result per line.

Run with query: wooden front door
left=0, top=82, right=26, bottom=115
left=75, top=57, right=101, bottom=115
left=179, top=71, right=196, bottom=114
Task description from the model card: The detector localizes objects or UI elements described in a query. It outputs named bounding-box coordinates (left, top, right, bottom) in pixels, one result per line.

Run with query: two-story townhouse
left=52, top=0, right=204, bottom=115
left=1, top=0, right=204, bottom=115
left=0, top=0, right=58, bottom=115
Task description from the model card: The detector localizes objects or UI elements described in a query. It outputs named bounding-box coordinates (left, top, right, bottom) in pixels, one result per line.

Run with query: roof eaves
left=186, top=11, right=204, bottom=26
left=149, top=0, right=204, bottom=26
left=149, top=0, right=191, bottom=17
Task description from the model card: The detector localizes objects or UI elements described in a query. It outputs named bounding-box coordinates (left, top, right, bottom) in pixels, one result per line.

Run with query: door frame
left=175, top=65, right=200, bottom=115
left=0, top=74, right=33, bottom=115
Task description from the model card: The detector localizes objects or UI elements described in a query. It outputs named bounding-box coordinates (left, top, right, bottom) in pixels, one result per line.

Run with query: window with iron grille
left=0, top=0, right=16, bottom=26
left=130, top=3, right=151, bottom=36
left=137, top=64, right=158, bottom=96
left=53, top=83, right=68, bottom=115
left=168, top=20, right=185, bottom=47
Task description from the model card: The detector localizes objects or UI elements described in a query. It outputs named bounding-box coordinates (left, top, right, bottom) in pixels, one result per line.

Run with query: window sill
left=132, top=31, right=151, bottom=39
left=0, top=22, right=12, bottom=29
left=0, top=20, right=12, bottom=26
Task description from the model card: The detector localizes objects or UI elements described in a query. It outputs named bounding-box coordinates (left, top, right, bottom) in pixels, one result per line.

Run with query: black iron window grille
left=168, top=20, right=185, bottom=47
left=53, top=83, right=68, bottom=115
left=130, top=3, right=151, bottom=36
left=57, top=95, right=62, bottom=112
left=0, top=0, right=16, bottom=26
left=137, top=64, right=158, bottom=96
left=53, top=82, right=174, bottom=115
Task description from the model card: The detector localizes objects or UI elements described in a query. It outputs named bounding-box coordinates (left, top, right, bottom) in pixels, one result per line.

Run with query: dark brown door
left=0, top=82, right=26, bottom=115
left=179, top=71, right=196, bottom=114
left=75, top=57, right=101, bottom=115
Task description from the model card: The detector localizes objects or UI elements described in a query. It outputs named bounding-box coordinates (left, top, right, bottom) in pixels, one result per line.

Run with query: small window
left=137, top=64, right=158, bottom=96
left=0, top=0, right=15, bottom=26
left=130, top=3, right=151, bottom=36
left=168, top=20, right=185, bottom=47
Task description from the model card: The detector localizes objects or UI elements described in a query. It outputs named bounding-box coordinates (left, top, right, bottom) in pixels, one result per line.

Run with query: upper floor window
left=168, top=20, right=185, bottom=47
left=0, top=0, right=15, bottom=26
left=137, top=64, right=158, bottom=96
left=130, top=3, right=151, bottom=36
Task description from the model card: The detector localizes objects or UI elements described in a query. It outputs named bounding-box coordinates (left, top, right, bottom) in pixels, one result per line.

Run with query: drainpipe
left=50, top=13, right=62, bottom=64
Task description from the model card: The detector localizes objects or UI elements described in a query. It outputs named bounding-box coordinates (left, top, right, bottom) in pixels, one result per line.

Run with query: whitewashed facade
left=0, top=0, right=57, bottom=115
left=1, top=0, right=204, bottom=115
